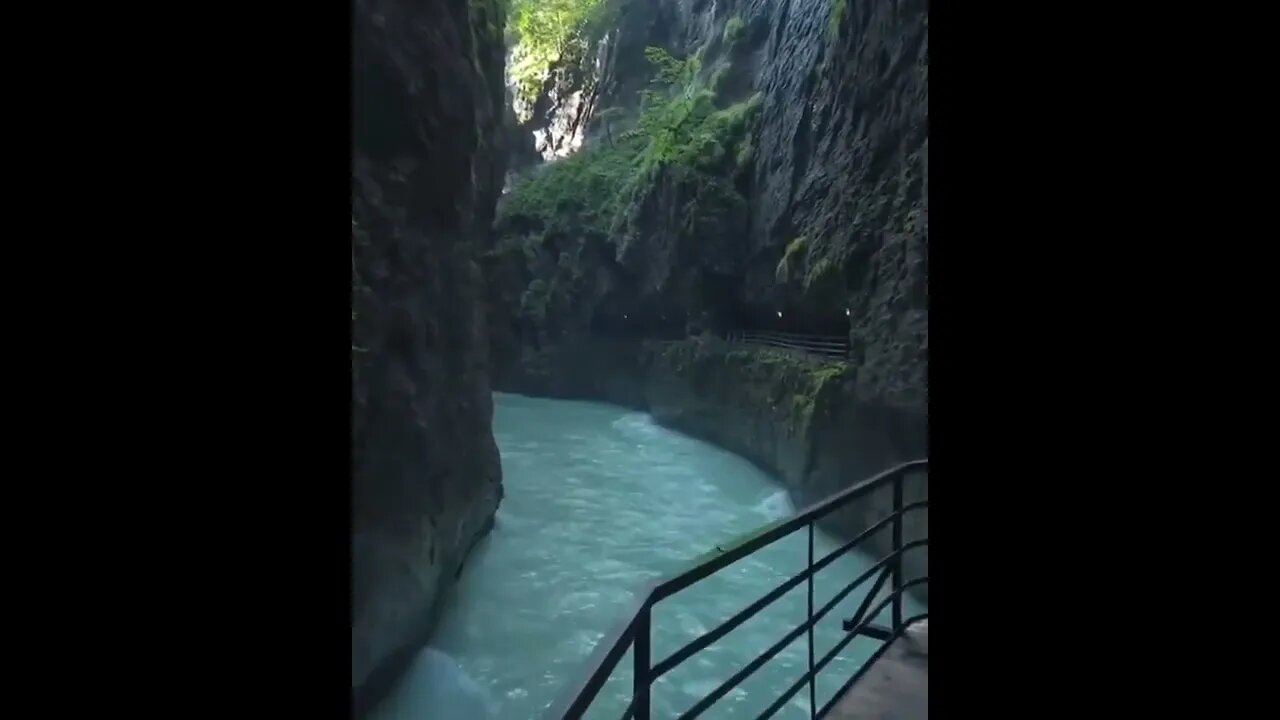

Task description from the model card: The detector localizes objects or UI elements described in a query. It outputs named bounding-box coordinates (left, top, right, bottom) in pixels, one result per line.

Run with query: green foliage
left=706, top=92, right=762, bottom=138
left=642, top=46, right=700, bottom=87
left=501, top=44, right=756, bottom=235
left=771, top=231, right=844, bottom=293
left=785, top=235, right=810, bottom=258
left=804, top=256, right=839, bottom=291
left=724, top=16, right=746, bottom=45
left=656, top=338, right=853, bottom=437
left=634, top=45, right=760, bottom=173
left=635, top=89, right=717, bottom=170
left=499, top=134, right=647, bottom=234
left=828, top=0, right=847, bottom=39
left=507, top=0, right=613, bottom=119
left=499, top=44, right=761, bottom=332
left=776, top=235, right=809, bottom=281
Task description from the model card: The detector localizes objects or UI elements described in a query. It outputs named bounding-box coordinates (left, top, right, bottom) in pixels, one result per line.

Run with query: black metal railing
left=723, top=331, right=851, bottom=359
left=543, top=460, right=929, bottom=720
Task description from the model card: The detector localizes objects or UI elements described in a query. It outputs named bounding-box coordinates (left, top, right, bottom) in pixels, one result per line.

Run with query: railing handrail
left=736, top=335, right=848, bottom=348
left=724, top=330, right=851, bottom=357
left=730, top=331, right=847, bottom=343
left=543, top=459, right=928, bottom=720
left=732, top=330, right=848, bottom=342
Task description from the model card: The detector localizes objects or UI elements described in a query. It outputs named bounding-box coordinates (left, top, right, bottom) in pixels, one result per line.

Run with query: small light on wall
left=777, top=311, right=783, bottom=318
left=845, top=308, right=851, bottom=317
left=624, top=314, right=629, bottom=319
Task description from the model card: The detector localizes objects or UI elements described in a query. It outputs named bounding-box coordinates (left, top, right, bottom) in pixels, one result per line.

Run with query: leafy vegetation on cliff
left=500, top=46, right=760, bottom=234
left=774, top=232, right=843, bottom=295
left=829, top=0, right=848, bottom=39
left=507, top=0, right=624, bottom=120
left=498, top=133, right=645, bottom=234
left=724, top=16, right=746, bottom=45
left=654, top=337, right=854, bottom=438
left=496, top=42, right=764, bottom=338
left=775, top=236, right=809, bottom=281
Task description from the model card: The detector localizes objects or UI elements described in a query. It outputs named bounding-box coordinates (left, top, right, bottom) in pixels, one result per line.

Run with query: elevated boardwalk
left=829, top=620, right=927, bottom=720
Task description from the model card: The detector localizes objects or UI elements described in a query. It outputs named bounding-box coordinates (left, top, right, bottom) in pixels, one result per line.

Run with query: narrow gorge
left=352, top=0, right=928, bottom=716
left=488, top=0, right=927, bottom=598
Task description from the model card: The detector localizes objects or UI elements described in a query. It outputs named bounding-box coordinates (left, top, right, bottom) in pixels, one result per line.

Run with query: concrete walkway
left=827, top=620, right=927, bottom=720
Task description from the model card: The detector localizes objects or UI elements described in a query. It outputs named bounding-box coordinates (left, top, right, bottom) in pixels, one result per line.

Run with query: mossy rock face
left=490, top=39, right=772, bottom=348
left=724, top=16, right=746, bottom=45
left=651, top=337, right=853, bottom=454
left=775, top=236, right=809, bottom=282
left=641, top=337, right=925, bottom=600
left=828, top=0, right=848, bottom=39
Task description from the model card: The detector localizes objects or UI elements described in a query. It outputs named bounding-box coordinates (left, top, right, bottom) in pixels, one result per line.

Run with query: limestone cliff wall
left=351, top=0, right=507, bottom=712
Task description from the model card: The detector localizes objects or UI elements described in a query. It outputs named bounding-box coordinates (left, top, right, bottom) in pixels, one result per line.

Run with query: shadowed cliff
left=351, top=0, right=508, bottom=713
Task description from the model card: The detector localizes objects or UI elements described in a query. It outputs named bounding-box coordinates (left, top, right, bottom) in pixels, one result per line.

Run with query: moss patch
left=710, top=63, right=730, bottom=94
left=775, top=235, right=810, bottom=281
left=828, top=0, right=848, bottom=40
left=498, top=135, right=646, bottom=237
left=653, top=338, right=854, bottom=438
left=724, top=16, right=746, bottom=45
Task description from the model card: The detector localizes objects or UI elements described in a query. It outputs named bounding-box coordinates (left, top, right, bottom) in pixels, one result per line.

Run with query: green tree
left=508, top=0, right=614, bottom=119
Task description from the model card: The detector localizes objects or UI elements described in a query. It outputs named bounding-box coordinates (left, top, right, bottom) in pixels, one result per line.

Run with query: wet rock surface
left=351, top=0, right=507, bottom=713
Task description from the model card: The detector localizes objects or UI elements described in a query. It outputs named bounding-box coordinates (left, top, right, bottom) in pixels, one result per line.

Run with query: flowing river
left=371, top=393, right=922, bottom=719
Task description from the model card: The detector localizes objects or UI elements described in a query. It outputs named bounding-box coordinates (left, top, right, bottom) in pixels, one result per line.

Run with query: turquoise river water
left=371, top=393, right=921, bottom=719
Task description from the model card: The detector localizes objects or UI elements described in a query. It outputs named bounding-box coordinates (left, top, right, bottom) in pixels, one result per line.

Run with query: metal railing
left=723, top=331, right=851, bottom=359
left=543, top=460, right=929, bottom=720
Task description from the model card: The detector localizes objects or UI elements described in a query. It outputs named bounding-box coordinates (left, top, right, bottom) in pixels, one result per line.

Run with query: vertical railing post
left=891, top=471, right=904, bottom=632
left=634, top=605, right=651, bottom=720
left=806, top=522, right=816, bottom=720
